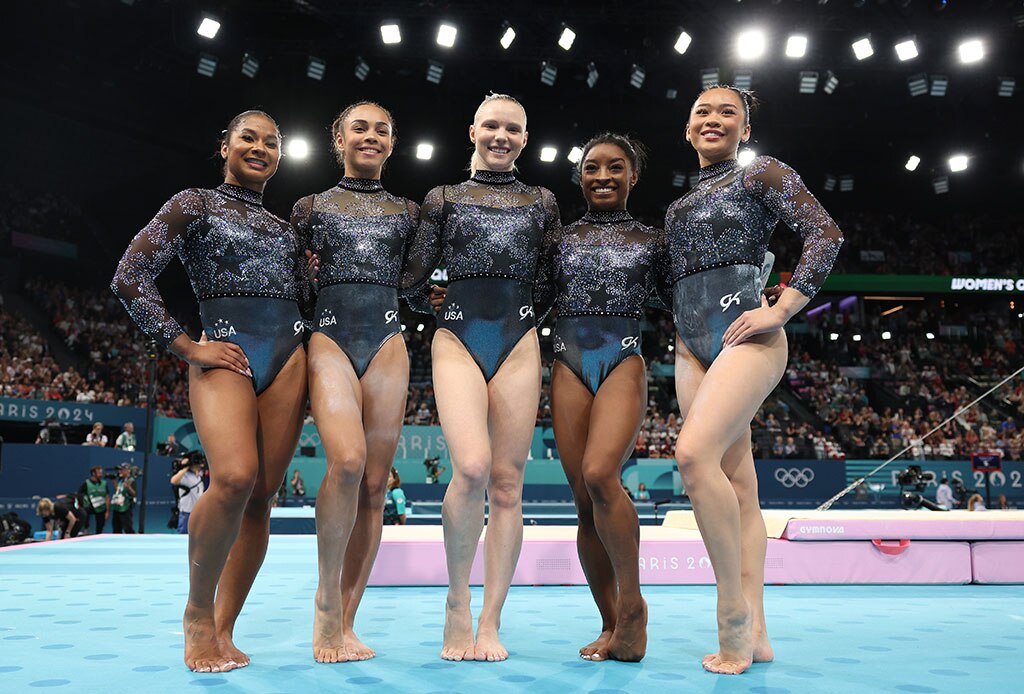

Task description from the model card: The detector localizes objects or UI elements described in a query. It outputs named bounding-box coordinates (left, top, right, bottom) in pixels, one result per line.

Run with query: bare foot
left=752, top=628, right=774, bottom=663
left=702, top=604, right=753, bottom=675
left=217, top=631, right=250, bottom=668
left=183, top=604, right=239, bottom=673
left=604, top=598, right=647, bottom=662
left=473, top=624, right=508, bottom=662
left=312, top=590, right=349, bottom=664
left=342, top=628, right=376, bottom=661
left=580, top=629, right=613, bottom=660
left=440, top=596, right=475, bottom=661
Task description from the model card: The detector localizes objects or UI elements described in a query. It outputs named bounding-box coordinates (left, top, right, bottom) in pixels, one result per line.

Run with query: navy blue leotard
left=406, top=170, right=561, bottom=382
left=547, top=209, right=670, bottom=395
left=664, top=156, right=843, bottom=369
left=112, top=183, right=308, bottom=394
left=291, top=177, right=426, bottom=378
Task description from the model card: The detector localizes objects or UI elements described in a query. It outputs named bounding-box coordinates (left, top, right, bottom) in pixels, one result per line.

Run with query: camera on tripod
left=896, top=465, right=945, bottom=511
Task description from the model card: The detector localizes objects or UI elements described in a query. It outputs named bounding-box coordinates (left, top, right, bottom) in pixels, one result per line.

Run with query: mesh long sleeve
left=532, top=187, right=562, bottom=323
left=400, top=186, right=445, bottom=314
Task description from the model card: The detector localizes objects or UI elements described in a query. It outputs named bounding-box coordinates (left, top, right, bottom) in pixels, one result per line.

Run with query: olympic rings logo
left=774, top=467, right=815, bottom=488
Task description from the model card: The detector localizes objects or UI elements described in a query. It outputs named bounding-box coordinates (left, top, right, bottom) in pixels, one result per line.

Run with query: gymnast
left=112, top=111, right=309, bottom=672
left=664, top=86, right=843, bottom=674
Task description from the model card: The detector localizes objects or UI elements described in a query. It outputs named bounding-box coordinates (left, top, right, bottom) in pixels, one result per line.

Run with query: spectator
left=84, top=422, right=108, bottom=447
left=383, top=468, right=407, bottom=525
left=633, top=483, right=650, bottom=502
left=110, top=464, right=137, bottom=533
left=77, top=466, right=110, bottom=534
left=290, top=469, right=306, bottom=497
left=968, top=493, right=987, bottom=512
left=114, top=422, right=136, bottom=451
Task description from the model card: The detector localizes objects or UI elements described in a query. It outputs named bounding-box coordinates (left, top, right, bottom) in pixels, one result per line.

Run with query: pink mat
left=782, top=517, right=1024, bottom=541
left=367, top=535, right=973, bottom=586
left=971, top=542, right=1024, bottom=583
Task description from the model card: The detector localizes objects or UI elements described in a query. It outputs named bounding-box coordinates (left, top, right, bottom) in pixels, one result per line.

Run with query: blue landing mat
left=1, top=536, right=1022, bottom=693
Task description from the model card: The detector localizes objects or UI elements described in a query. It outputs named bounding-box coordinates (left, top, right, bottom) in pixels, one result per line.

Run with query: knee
left=326, top=450, right=367, bottom=487
left=581, top=460, right=618, bottom=503
left=487, top=475, right=522, bottom=510
left=451, top=459, right=490, bottom=495
left=213, top=468, right=258, bottom=505
left=674, top=447, right=704, bottom=491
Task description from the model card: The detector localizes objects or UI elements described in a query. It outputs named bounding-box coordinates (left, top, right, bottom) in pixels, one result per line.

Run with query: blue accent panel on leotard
left=312, top=282, right=401, bottom=378
left=553, top=315, right=642, bottom=396
left=672, top=263, right=762, bottom=370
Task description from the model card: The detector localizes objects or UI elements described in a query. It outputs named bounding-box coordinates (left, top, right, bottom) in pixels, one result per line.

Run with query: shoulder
left=162, top=188, right=207, bottom=214
left=743, top=155, right=800, bottom=184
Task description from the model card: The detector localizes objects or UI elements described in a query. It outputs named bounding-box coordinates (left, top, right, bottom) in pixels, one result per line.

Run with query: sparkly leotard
left=291, top=177, right=425, bottom=378
left=548, top=210, right=669, bottom=395
left=406, top=170, right=561, bottom=382
left=112, top=183, right=308, bottom=394
left=664, top=156, right=843, bottom=368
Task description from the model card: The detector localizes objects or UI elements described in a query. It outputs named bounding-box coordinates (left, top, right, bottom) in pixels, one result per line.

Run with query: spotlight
left=500, top=24, right=516, bottom=49
left=839, top=176, right=854, bottom=192
left=786, top=35, right=808, bottom=58
left=948, top=154, right=968, bottom=172
left=930, top=75, right=948, bottom=96
left=701, top=68, right=720, bottom=90
left=629, top=64, right=646, bottom=89
left=540, top=61, right=558, bottom=86
left=799, top=71, right=818, bottom=94
left=852, top=37, right=874, bottom=60
left=829, top=332, right=840, bottom=341
left=540, top=146, right=558, bottom=163
left=932, top=176, right=949, bottom=194
left=401, top=324, right=406, bottom=331
left=672, top=172, right=686, bottom=188
left=823, top=70, right=839, bottom=94
left=197, top=17, right=220, bottom=39
left=380, top=23, right=401, bottom=45
left=417, top=323, right=425, bottom=332
left=287, top=139, right=309, bottom=159
left=668, top=343, right=674, bottom=352
left=567, top=146, right=583, bottom=165
left=926, top=332, right=936, bottom=340
left=241, top=52, right=259, bottom=79
left=426, top=60, right=444, bottom=84
left=416, top=143, right=434, bottom=160
left=734, top=70, right=752, bottom=91
left=736, top=29, right=766, bottom=60
left=958, top=39, right=983, bottom=64
left=558, top=25, right=576, bottom=51
left=307, top=56, right=326, bottom=80
left=541, top=326, right=552, bottom=337
left=586, top=61, right=599, bottom=88
left=907, top=73, right=928, bottom=96
left=354, top=57, right=369, bottom=81
left=666, top=88, right=678, bottom=99
left=436, top=23, right=457, bottom=48
left=852, top=334, right=862, bottom=342
left=998, top=77, right=1015, bottom=97
left=738, top=149, right=756, bottom=167
left=674, top=30, right=692, bottom=55
left=905, top=155, right=921, bottom=172
left=688, top=172, right=699, bottom=187
left=895, top=38, right=919, bottom=61
left=823, top=174, right=837, bottom=192
left=196, top=53, right=217, bottom=77
left=882, top=331, right=892, bottom=340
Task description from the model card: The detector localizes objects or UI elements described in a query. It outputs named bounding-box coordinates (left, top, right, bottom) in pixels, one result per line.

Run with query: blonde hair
left=37, top=498, right=54, bottom=516
left=469, top=93, right=526, bottom=176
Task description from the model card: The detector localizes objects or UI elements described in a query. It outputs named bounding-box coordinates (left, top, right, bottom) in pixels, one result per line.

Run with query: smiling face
left=337, top=103, right=394, bottom=179
left=685, top=87, right=750, bottom=167
left=580, top=142, right=637, bottom=211
left=220, top=114, right=281, bottom=190
left=469, top=99, right=528, bottom=172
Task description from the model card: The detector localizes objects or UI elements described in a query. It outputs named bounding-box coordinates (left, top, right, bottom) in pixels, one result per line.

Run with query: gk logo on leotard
left=519, top=305, right=534, bottom=321
left=211, top=318, right=236, bottom=339
left=293, top=320, right=304, bottom=336
left=774, top=467, right=815, bottom=488
left=620, top=336, right=640, bottom=351
left=719, top=292, right=742, bottom=312
left=443, top=303, right=463, bottom=321
left=384, top=310, right=399, bottom=324
left=319, top=309, right=337, bottom=328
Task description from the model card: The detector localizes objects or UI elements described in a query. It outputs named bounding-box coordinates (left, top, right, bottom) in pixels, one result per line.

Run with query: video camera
left=103, top=463, right=142, bottom=480
left=171, top=451, right=207, bottom=472
left=895, top=465, right=935, bottom=492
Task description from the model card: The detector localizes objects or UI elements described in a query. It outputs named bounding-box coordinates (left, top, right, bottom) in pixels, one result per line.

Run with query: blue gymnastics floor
left=1, top=535, right=1021, bottom=693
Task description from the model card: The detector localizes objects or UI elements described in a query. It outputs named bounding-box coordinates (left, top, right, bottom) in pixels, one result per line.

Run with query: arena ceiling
left=2, top=0, right=1022, bottom=236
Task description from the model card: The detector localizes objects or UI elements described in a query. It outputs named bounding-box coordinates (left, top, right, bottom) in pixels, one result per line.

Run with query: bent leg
left=674, top=332, right=787, bottom=675
left=340, top=334, right=410, bottom=660
left=581, top=356, right=647, bottom=662
left=551, top=361, right=616, bottom=658
left=185, top=366, right=261, bottom=673
left=214, top=346, right=307, bottom=666
left=476, top=329, right=541, bottom=662
left=433, top=329, right=492, bottom=662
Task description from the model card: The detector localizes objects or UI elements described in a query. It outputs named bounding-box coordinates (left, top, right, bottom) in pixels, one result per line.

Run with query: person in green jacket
left=78, top=466, right=110, bottom=534
left=111, top=463, right=137, bottom=533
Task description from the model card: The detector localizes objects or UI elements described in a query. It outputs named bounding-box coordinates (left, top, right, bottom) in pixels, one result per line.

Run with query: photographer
left=110, top=463, right=137, bottom=533
left=170, top=453, right=206, bottom=535
left=35, top=417, right=66, bottom=445
left=423, top=456, right=446, bottom=484
left=77, top=465, right=110, bottom=534
left=114, top=422, right=137, bottom=451
left=35, top=497, right=80, bottom=541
